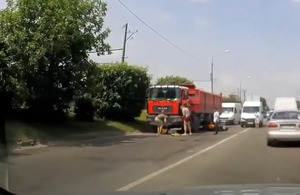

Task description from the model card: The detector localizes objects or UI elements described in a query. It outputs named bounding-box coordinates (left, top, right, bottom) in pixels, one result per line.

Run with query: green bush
left=156, top=75, right=194, bottom=85
left=90, top=63, right=150, bottom=121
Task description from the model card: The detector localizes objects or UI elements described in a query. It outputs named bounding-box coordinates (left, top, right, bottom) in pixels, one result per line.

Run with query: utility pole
left=121, top=23, right=128, bottom=63
left=243, top=89, right=247, bottom=103
left=211, top=58, right=214, bottom=93
left=209, top=50, right=230, bottom=94
left=239, top=83, right=242, bottom=102
left=121, top=23, right=138, bottom=63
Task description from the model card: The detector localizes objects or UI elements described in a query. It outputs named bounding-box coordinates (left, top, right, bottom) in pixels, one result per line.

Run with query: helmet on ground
left=208, top=123, right=215, bottom=130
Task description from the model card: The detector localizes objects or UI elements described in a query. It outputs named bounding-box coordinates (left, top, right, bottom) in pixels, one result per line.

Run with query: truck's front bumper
left=147, top=115, right=183, bottom=128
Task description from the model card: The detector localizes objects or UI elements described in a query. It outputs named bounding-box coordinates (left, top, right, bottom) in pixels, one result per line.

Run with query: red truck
left=146, top=84, right=222, bottom=131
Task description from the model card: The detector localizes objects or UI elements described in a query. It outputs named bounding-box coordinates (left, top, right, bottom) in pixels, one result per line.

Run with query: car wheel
left=241, top=124, right=244, bottom=128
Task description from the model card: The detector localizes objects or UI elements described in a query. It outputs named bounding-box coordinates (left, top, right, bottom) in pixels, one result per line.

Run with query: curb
left=11, top=132, right=157, bottom=152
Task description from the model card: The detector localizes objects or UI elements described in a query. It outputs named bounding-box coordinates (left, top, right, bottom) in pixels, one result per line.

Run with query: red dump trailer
left=147, top=84, right=222, bottom=131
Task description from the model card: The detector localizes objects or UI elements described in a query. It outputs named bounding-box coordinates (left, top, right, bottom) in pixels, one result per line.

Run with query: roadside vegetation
left=0, top=0, right=154, bottom=146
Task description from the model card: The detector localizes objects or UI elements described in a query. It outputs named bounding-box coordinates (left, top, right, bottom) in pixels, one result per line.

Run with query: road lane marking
left=116, top=128, right=251, bottom=191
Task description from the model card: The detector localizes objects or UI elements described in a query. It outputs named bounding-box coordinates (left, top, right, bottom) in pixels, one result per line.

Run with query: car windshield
left=272, top=111, right=300, bottom=120
left=223, top=107, right=234, bottom=113
left=243, top=106, right=259, bottom=113
left=148, top=88, right=181, bottom=100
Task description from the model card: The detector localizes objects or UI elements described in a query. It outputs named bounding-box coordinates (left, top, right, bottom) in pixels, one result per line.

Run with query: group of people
left=154, top=104, right=192, bottom=136
left=154, top=105, right=222, bottom=136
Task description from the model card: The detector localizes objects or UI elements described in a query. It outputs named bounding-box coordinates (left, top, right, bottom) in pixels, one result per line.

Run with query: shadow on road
left=49, top=134, right=154, bottom=148
left=271, top=141, right=300, bottom=148
left=6, top=120, right=237, bottom=153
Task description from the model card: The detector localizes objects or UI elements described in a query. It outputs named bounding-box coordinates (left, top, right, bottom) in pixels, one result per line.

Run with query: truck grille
left=153, top=106, right=173, bottom=113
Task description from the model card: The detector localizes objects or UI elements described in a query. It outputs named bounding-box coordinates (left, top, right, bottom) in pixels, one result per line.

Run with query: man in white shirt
left=255, top=111, right=260, bottom=128
left=213, top=108, right=220, bottom=135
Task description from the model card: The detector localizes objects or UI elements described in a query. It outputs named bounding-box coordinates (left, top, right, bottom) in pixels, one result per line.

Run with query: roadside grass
left=6, top=110, right=152, bottom=146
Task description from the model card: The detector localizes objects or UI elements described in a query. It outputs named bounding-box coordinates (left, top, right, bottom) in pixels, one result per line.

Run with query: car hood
left=88, top=184, right=300, bottom=195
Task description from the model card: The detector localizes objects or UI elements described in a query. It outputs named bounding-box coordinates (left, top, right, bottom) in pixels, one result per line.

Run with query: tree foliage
left=76, top=63, right=151, bottom=121
left=0, top=0, right=110, bottom=115
left=95, top=63, right=150, bottom=120
left=223, top=94, right=240, bottom=102
left=156, top=75, right=193, bottom=85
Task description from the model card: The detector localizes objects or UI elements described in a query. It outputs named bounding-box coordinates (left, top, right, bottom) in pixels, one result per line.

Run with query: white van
left=274, top=97, right=298, bottom=111
left=220, top=102, right=242, bottom=125
left=241, top=101, right=263, bottom=127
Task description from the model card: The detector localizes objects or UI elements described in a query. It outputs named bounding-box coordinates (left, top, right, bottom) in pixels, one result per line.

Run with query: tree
left=223, top=94, right=239, bottom=102
left=93, top=63, right=150, bottom=120
left=0, top=0, right=110, bottom=117
left=156, top=75, right=193, bottom=85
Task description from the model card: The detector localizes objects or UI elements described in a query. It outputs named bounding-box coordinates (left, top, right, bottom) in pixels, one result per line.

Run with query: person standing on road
left=154, top=113, right=168, bottom=135
left=213, top=108, right=220, bottom=135
left=181, top=104, right=192, bottom=135
left=255, top=111, right=260, bottom=128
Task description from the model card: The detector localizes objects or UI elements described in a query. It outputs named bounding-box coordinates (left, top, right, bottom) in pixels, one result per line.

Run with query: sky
left=1, top=0, right=300, bottom=107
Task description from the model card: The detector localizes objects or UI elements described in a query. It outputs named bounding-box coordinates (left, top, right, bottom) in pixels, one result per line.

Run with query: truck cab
left=146, top=85, right=190, bottom=129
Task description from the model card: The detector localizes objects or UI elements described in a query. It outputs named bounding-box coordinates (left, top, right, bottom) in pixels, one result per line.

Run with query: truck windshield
left=223, top=107, right=234, bottom=113
left=149, top=88, right=181, bottom=100
left=243, top=106, right=259, bottom=113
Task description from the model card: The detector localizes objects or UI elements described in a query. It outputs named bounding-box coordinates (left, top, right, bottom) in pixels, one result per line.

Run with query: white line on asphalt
left=116, top=128, right=251, bottom=191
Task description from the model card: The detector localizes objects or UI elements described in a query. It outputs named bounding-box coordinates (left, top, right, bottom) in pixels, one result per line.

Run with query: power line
left=117, top=0, right=199, bottom=59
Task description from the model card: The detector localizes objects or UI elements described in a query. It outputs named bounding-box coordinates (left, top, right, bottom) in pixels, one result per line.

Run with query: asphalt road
left=3, top=125, right=300, bottom=195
